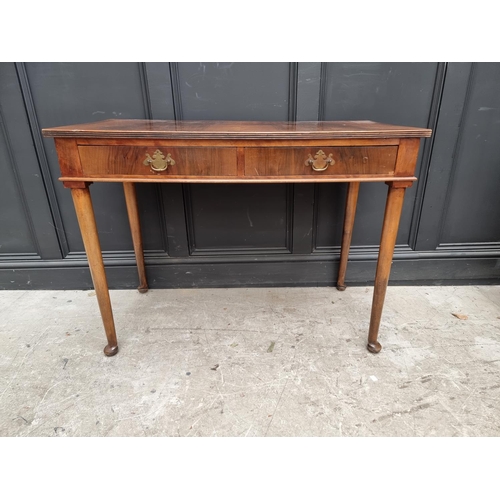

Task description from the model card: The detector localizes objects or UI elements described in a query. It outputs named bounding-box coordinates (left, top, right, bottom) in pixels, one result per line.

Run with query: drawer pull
left=143, top=149, right=175, bottom=172
left=306, top=150, right=335, bottom=171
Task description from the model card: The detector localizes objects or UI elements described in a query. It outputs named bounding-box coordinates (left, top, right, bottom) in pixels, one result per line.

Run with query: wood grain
left=74, top=138, right=401, bottom=148
left=394, top=138, right=422, bottom=176
left=54, top=138, right=83, bottom=177
left=60, top=175, right=418, bottom=184
left=71, top=187, right=118, bottom=356
left=237, top=147, right=245, bottom=176
left=45, top=119, right=431, bottom=357
left=245, top=146, right=397, bottom=176
left=123, top=183, right=148, bottom=293
left=78, top=146, right=237, bottom=177
left=336, top=182, right=360, bottom=291
left=42, top=119, right=432, bottom=139
left=367, top=183, right=407, bottom=353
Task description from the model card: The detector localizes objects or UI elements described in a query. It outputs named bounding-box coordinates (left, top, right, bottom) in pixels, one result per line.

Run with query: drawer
left=78, top=146, right=238, bottom=176
left=244, top=146, right=398, bottom=176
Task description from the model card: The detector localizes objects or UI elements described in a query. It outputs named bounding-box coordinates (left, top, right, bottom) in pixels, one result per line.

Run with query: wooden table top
left=42, top=119, right=432, bottom=140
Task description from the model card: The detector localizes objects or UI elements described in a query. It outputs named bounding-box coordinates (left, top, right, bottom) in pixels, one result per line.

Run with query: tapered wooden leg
left=123, top=183, right=148, bottom=293
left=336, top=182, right=360, bottom=291
left=367, top=182, right=408, bottom=354
left=71, top=187, right=118, bottom=357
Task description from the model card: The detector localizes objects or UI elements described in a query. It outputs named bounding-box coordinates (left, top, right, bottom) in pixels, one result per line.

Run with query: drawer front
left=245, top=146, right=398, bottom=176
left=78, top=146, right=238, bottom=176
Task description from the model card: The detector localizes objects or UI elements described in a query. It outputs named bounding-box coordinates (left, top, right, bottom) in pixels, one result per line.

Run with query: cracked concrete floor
left=0, top=285, right=499, bottom=437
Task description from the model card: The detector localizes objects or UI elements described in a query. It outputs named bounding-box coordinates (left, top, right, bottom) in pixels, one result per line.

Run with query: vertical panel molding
left=0, top=106, right=40, bottom=259
left=435, top=63, right=477, bottom=245
left=169, top=62, right=184, bottom=121
left=408, top=62, right=448, bottom=249
left=288, top=62, right=298, bottom=121
left=2, top=62, right=499, bottom=289
left=318, top=62, right=328, bottom=121
left=15, top=62, right=70, bottom=257
left=138, top=63, right=153, bottom=120
left=415, top=63, right=476, bottom=251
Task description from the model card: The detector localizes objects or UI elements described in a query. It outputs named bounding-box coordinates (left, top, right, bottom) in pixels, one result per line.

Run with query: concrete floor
left=0, top=285, right=499, bottom=437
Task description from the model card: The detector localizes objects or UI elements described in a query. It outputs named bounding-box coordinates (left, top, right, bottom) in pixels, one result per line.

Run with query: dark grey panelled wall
left=1, top=62, right=500, bottom=290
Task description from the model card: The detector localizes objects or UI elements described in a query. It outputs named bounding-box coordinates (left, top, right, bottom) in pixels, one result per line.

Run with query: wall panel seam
left=409, top=62, right=448, bottom=250
left=169, top=62, right=183, bottom=121
left=288, top=62, right=298, bottom=121
left=0, top=103, right=41, bottom=256
left=14, top=62, right=68, bottom=257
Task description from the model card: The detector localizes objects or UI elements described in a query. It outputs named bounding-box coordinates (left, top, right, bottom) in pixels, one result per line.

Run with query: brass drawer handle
left=143, top=149, right=175, bottom=172
left=306, top=150, right=335, bottom=171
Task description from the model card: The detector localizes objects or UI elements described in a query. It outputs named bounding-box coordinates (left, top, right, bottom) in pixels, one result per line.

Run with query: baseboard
left=1, top=256, right=500, bottom=290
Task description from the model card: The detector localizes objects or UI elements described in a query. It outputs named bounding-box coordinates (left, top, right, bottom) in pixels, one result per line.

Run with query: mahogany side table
left=42, top=120, right=432, bottom=356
